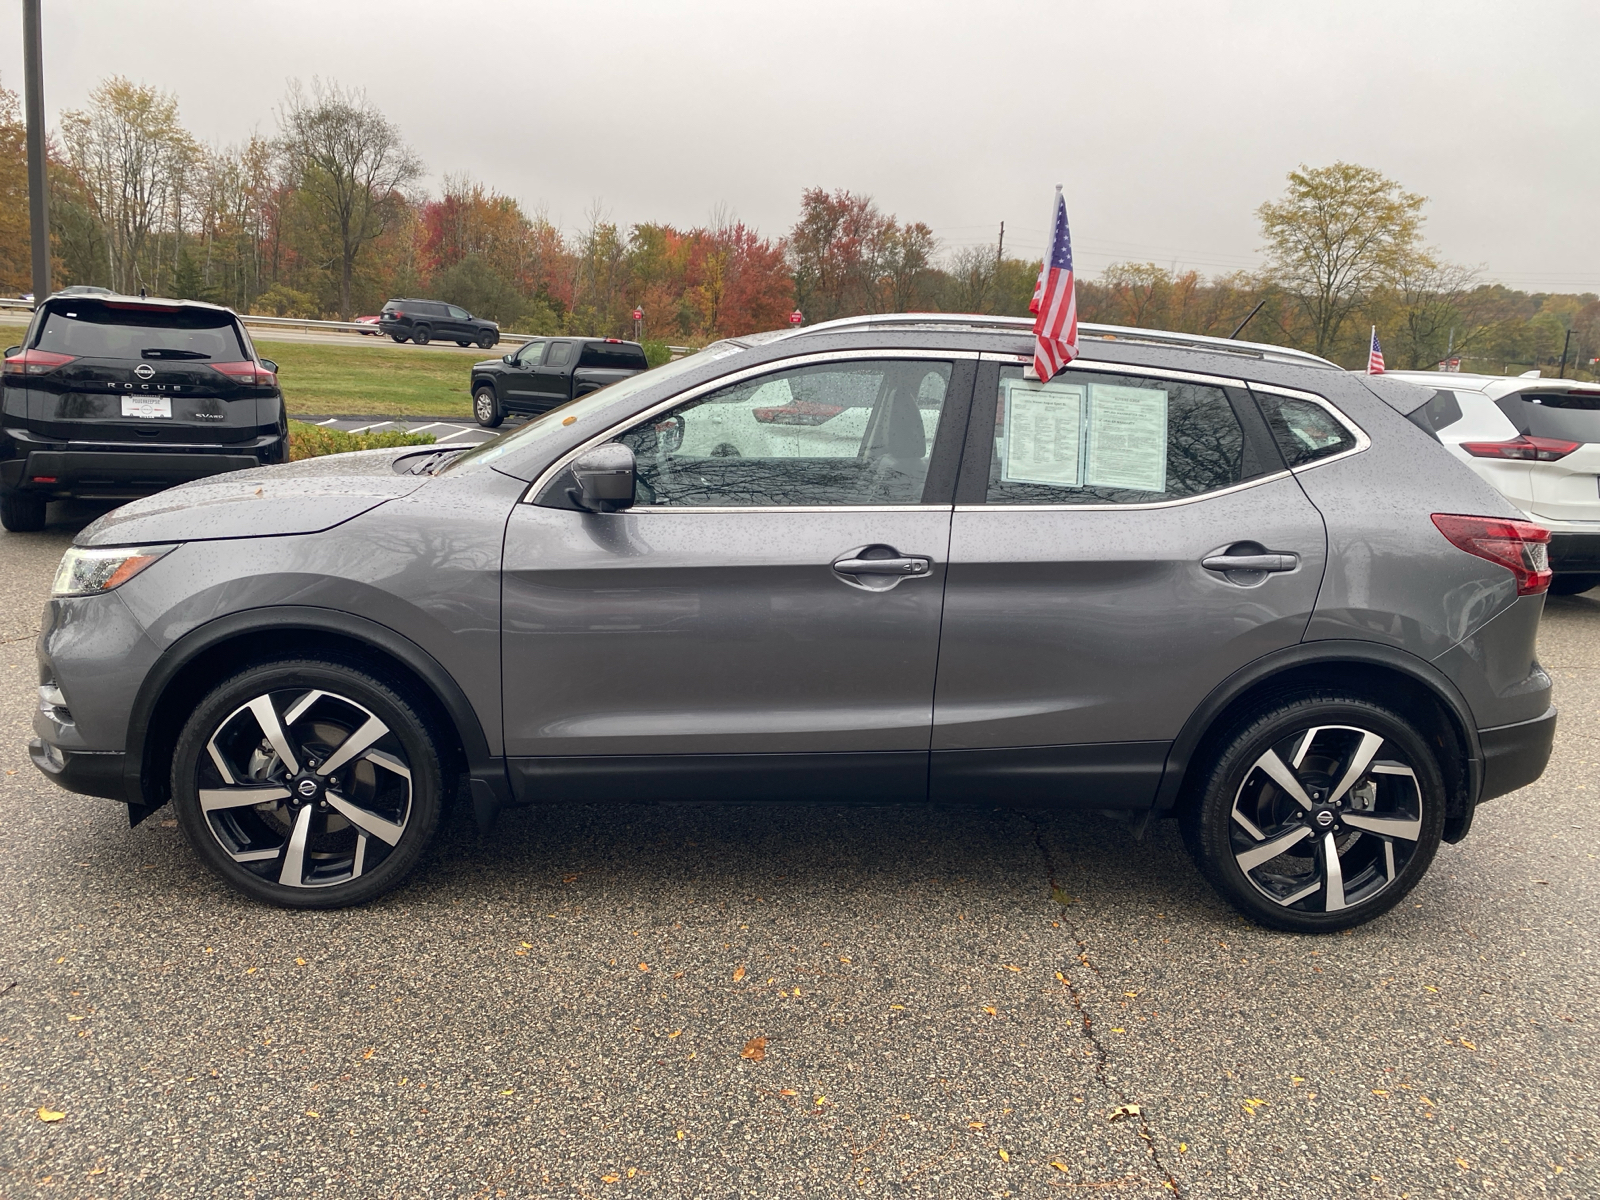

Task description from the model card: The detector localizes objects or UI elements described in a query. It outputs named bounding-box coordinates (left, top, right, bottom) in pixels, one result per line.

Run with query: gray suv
left=29, top=315, right=1556, bottom=931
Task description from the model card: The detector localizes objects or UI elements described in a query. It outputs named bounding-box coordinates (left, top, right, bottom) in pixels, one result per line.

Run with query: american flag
left=1029, top=187, right=1079, bottom=381
left=1367, top=326, right=1385, bottom=375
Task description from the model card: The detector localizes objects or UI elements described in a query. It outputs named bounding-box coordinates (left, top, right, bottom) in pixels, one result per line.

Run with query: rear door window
left=547, top=342, right=573, bottom=367
left=979, top=364, right=1254, bottom=505
left=34, top=302, right=245, bottom=361
left=579, top=343, right=650, bottom=370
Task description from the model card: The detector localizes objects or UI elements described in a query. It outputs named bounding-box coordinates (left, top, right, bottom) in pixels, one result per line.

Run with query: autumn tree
left=276, top=80, right=422, bottom=318
left=1258, top=162, right=1426, bottom=357
left=0, top=78, right=29, bottom=292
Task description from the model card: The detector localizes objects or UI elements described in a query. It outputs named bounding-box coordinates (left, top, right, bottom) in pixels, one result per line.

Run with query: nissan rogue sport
left=29, top=315, right=1556, bottom=931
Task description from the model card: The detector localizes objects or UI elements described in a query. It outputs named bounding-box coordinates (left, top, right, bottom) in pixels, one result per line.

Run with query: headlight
left=52, top=544, right=176, bottom=597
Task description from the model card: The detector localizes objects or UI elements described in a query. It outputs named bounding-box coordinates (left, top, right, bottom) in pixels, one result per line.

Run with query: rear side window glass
left=617, top=359, right=952, bottom=507
left=34, top=303, right=245, bottom=361
left=579, top=343, right=649, bottom=370
left=1496, top=391, right=1600, bottom=443
left=547, top=343, right=573, bottom=367
left=1253, top=391, right=1359, bottom=467
left=985, top=366, right=1243, bottom=505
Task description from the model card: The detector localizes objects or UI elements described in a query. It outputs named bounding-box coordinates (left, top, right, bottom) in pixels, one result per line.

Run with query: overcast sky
left=5, top=0, right=1595, bottom=294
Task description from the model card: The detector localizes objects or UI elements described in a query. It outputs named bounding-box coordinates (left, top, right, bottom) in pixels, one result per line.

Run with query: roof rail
left=782, top=311, right=1339, bottom=369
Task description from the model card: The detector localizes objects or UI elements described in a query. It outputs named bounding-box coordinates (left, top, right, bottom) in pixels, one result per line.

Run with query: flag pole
left=1368, top=325, right=1376, bottom=375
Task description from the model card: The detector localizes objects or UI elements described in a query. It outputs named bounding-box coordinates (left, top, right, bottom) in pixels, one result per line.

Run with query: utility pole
left=996, top=221, right=1004, bottom=268
left=1558, top=328, right=1572, bottom=379
left=23, top=0, right=51, bottom=301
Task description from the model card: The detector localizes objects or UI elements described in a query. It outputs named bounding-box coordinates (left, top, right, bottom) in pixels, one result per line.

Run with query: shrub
left=287, top=419, right=435, bottom=461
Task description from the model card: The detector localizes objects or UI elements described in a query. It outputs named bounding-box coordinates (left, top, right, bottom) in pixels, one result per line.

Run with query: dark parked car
left=30, top=314, right=1555, bottom=930
left=470, top=337, right=650, bottom=426
left=1, top=294, right=287, bottom=532
left=378, top=299, right=498, bottom=348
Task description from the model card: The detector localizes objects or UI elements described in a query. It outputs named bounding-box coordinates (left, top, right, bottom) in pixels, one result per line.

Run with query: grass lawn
left=256, top=337, right=477, bottom=417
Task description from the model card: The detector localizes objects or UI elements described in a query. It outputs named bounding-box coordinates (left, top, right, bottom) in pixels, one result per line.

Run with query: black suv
left=0, top=295, right=287, bottom=532
left=378, top=299, right=499, bottom=348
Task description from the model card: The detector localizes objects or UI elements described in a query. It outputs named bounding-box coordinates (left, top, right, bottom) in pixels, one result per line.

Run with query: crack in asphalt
left=1029, top=814, right=1184, bottom=1197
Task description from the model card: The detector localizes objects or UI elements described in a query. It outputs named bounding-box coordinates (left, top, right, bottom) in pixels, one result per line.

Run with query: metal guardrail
left=0, top=298, right=691, bottom=355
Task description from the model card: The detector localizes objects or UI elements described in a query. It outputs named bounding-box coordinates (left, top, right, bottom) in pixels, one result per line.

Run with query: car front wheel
left=171, top=659, right=445, bottom=908
left=478, top=333, right=496, bottom=349
left=1181, top=694, right=1446, bottom=932
left=474, top=386, right=504, bottom=428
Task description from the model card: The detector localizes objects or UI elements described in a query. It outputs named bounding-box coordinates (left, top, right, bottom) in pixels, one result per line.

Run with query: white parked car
left=1387, top=370, right=1600, bottom=594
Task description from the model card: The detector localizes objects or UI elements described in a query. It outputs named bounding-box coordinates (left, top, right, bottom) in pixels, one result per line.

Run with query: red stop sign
left=789, top=309, right=803, bottom=325
left=632, top=308, right=642, bottom=321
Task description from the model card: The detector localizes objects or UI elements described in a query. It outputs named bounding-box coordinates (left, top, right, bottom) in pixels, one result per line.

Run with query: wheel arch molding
left=1155, top=640, right=1484, bottom=836
left=125, top=605, right=508, bottom=818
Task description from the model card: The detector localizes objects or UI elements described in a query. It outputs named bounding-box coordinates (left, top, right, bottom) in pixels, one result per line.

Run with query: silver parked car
left=30, top=315, right=1556, bottom=931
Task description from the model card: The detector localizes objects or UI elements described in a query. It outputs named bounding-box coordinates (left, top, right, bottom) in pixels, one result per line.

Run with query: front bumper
left=1478, top=705, right=1557, bottom=803
left=1, top=446, right=267, bottom=499
left=28, top=739, right=130, bottom=803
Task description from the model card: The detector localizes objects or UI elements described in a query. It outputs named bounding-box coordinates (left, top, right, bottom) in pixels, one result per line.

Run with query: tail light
left=3, top=348, right=76, bottom=377
left=1460, top=435, right=1579, bottom=462
left=210, top=360, right=276, bottom=387
left=1432, top=514, right=1552, bottom=596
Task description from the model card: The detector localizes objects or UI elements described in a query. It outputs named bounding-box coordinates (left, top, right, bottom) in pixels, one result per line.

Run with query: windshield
left=35, top=301, right=245, bottom=361
left=442, top=349, right=737, bottom=474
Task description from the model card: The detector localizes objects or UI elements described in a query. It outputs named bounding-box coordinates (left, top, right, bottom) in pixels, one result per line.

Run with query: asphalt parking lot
left=1, top=509, right=1595, bottom=1199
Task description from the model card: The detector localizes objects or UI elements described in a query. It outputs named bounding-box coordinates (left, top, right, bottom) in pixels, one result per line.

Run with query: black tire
left=473, top=386, right=505, bottom=428
left=390, top=333, right=408, bottom=344
left=1180, top=693, right=1446, bottom=933
left=455, top=339, right=470, bottom=348
left=171, top=658, right=446, bottom=909
left=1548, top=574, right=1600, bottom=596
left=0, top=488, right=47, bottom=533
left=412, top=326, right=431, bottom=346
left=478, top=333, right=496, bottom=350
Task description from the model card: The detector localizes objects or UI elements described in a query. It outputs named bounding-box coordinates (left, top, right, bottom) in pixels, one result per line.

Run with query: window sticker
left=1085, top=383, right=1168, bottom=492
left=1000, top=377, right=1085, bottom=487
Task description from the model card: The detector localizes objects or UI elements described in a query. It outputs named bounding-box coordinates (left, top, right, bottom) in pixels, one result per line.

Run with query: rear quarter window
left=1407, top=389, right=1464, bottom=440
left=1252, top=390, right=1360, bottom=468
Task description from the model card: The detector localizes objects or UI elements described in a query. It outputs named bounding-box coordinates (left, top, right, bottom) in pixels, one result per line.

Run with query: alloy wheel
left=195, top=688, right=413, bottom=889
left=1229, top=724, right=1424, bottom=914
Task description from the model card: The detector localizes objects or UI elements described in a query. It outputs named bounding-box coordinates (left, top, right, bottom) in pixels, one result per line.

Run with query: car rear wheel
left=390, top=334, right=408, bottom=344
left=171, top=659, right=445, bottom=908
left=0, top=488, right=47, bottom=533
left=412, top=326, right=431, bottom=346
left=477, top=333, right=496, bottom=350
left=473, top=387, right=505, bottom=428
left=1181, top=694, right=1445, bottom=933
left=1548, top=574, right=1600, bottom=596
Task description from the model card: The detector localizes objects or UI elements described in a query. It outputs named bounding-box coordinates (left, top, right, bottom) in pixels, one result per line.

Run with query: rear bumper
left=1477, top=705, right=1557, bottom=803
left=0, top=447, right=266, bottom=499
left=28, top=739, right=130, bottom=803
left=1546, top=533, right=1600, bottom=573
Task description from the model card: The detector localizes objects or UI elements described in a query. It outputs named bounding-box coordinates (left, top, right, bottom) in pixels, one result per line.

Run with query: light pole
left=23, top=0, right=51, bottom=300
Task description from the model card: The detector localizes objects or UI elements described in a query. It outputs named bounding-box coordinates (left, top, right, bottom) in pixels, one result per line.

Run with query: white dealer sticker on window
left=1000, top=378, right=1084, bottom=487
left=1085, top=383, right=1167, bottom=492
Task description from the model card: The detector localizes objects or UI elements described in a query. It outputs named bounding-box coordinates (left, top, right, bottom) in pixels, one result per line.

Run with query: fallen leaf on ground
left=602, top=1174, right=620, bottom=1183
left=781, top=1089, right=798, bottom=1096
left=1051, top=1160, right=1071, bottom=1172
left=740, top=1036, right=767, bottom=1062
left=968, top=1121, right=985, bottom=1129
left=363, top=1047, right=375, bottom=1060
left=1456, top=1159, right=1471, bottom=1171
left=305, top=1110, right=319, bottom=1118
left=1050, top=885, right=1076, bottom=906
left=627, top=1168, right=637, bottom=1178
left=638, top=963, right=649, bottom=972
left=982, top=1006, right=998, bottom=1016
left=732, top=966, right=746, bottom=982
left=1109, top=1104, right=1141, bottom=1121
left=998, top=1148, right=1010, bottom=1162
left=1110, top=1027, right=1126, bottom=1033
left=1457, top=1039, right=1477, bottom=1050
left=668, top=1029, right=682, bottom=1039
left=1002, top=964, right=1021, bottom=972
left=295, top=958, right=307, bottom=966
left=839, top=956, right=851, bottom=963
left=37, top=1108, right=65, bottom=1122
left=500, top=1089, right=514, bottom=1095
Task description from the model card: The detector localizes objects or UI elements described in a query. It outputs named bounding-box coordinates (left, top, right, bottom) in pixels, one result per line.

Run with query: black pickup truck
left=470, top=337, right=650, bottom=427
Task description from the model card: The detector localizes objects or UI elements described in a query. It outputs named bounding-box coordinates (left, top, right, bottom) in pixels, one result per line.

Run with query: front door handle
left=1202, top=551, right=1298, bottom=573
left=832, top=556, right=932, bottom=576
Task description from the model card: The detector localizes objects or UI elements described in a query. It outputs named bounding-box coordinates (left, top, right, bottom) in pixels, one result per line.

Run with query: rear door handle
left=1201, top=552, right=1298, bottom=572
left=832, top=556, right=932, bottom=576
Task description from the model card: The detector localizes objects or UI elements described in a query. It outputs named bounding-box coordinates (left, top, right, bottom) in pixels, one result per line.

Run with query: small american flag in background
left=1029, top=187, right=1078, bottom=381
left=1367, top=326, right=1385, bottom=375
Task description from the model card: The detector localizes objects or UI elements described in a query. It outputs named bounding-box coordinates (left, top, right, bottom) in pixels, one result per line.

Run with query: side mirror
left=569, top=443, right=636, bottom=513
left=503, top=353, right=515, bottom=363
left=259, top=359, right=278, bottom=373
